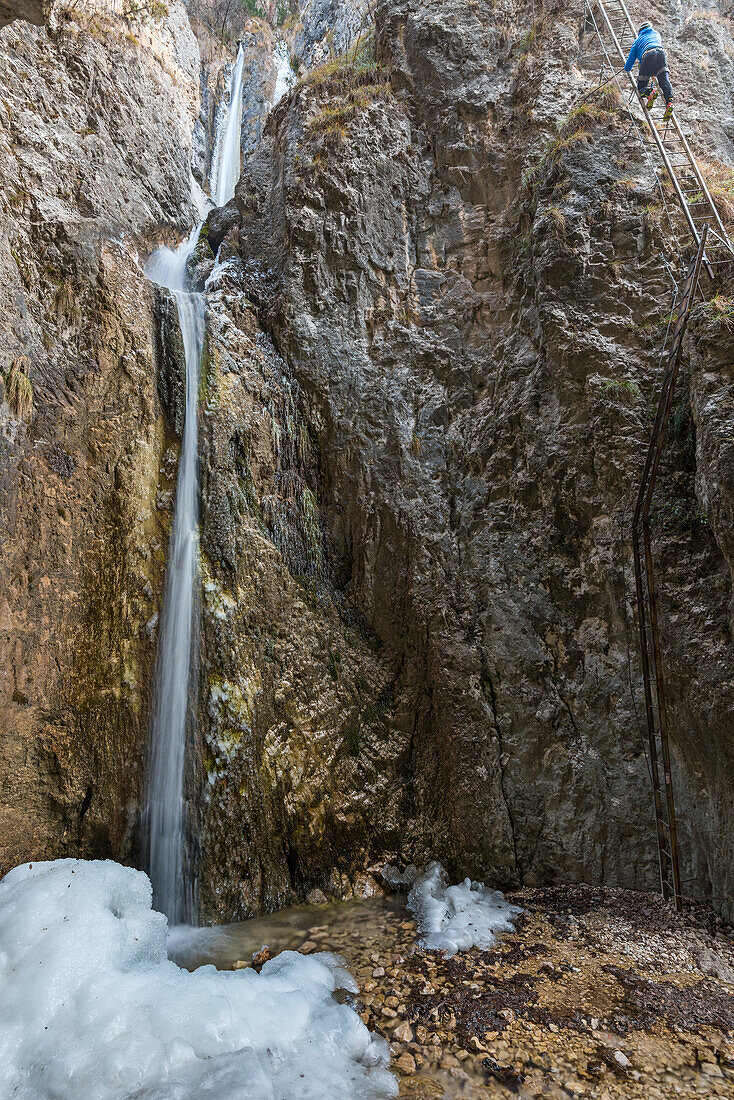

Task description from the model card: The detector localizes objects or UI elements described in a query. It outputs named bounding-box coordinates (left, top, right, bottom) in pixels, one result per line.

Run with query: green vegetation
left=123, top=0, right=169, bottom=21
left=274, top=0, right=298, bottom=25
left=703, top=294, right=734, bottom=328
left=601, top=377, right=640, bottom=400
left=649, top=498, right=708, bottom=533
left=2, top=357, right=34, bottom=419
left=518, top=14, right=548, bottom=55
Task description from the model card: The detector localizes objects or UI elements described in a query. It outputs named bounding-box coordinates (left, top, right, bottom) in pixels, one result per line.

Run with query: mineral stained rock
left=0, top=0, right=200, bottom=869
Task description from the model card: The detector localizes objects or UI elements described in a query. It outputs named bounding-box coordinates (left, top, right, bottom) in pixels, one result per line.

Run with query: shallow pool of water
left=168, top=893, right=410, bottom=971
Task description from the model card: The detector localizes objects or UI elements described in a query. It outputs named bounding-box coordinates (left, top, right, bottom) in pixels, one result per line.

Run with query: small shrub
left=123, top=1, right=168, bottom=22
left=518, top=14, right=547, bottom=54
left=612, top=176, right=638, bottom=193
left=301, top=35, right=387, bottom=98
left=547, top=204, right=567, bottom=240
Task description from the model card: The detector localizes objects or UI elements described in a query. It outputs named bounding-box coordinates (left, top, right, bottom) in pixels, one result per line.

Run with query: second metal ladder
left=631, top=227, right=709, bottom=910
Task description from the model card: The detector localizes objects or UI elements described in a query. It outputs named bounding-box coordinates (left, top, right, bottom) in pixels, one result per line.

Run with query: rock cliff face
left=0, top=0, right=44, bottom=31
left=2, top=0, right=733, bottom=921
left=0, top=0, right=200, bottom=869
left=195, top=0, right=734, bottom=917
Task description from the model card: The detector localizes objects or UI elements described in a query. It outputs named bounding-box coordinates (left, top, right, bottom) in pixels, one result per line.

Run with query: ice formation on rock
left=0, top=859, right=397, bottom=1099
left=385, top=861, right=522, bottom=957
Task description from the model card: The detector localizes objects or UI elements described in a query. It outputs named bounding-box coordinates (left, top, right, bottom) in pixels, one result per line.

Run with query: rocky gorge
left=1, top=0, right=734, bottom=941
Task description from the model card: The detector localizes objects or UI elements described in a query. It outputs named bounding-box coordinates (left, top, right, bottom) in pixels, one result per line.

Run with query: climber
left=625, top=22, right=675, bottom=120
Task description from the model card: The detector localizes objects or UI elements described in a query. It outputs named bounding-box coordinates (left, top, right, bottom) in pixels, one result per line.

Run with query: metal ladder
left=631, top=226, right=709, bottom=910
left=583, top=0, right=734, bottom=277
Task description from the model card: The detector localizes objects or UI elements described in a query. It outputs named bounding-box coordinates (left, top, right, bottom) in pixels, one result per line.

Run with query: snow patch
left=272, top=38, right=296, bottom=107
left=0, top=859, right=397, bottom=1099
left=384, top=861, right=521, bottom=957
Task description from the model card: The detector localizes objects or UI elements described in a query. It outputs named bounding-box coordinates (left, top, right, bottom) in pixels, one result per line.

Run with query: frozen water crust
left=385, top=861, right=522, bottom=957
left=0, top=859, right=397, bottom=1099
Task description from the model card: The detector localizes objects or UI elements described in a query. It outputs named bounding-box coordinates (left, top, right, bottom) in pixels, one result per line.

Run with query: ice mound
left=0, top=859, right=397, bottom=1100
left=385, top=861, right=522, bottom=957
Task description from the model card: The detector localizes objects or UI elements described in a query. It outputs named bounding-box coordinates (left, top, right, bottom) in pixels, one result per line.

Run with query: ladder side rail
left=631, top=526, right=670, bottom=894
left=635, top=229, right=708, bottom=909
left=584, top=0, right=631, bottom=99
left=633, top=237, right=697, bottom=532
left=671, top=118, right=734, bottom=256
left=642, top=527, right=682, bottom=906
left=639, top=329, right=688, bottom=906
left=610, top=0, right=638, bottom=37
left=632, top=368, right=677, bottom=530
left=639, top=240, right=703, bottom=529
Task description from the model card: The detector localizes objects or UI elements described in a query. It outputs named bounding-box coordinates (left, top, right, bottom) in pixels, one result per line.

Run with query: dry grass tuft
left=520, top=90, right=618, bottom=199
left=695, top=158, right=734, bottom=224
left=704, top=294, right=734, bottom=328
left=3, top=356, right=34, bottom=419
left=306, top=83, right=390, bottom=137
left=301, top=35, right=387, bottom=98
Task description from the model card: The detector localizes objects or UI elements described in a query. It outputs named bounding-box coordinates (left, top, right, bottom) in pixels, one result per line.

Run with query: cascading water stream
left=144, top=45, right=246, bottom=925
left=210, top=44, right=245, bottom=207
left=144, top=227, right=204, bottom=926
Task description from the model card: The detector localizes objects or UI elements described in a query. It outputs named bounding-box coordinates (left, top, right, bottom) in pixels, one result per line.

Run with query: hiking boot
left=663, top=101, right=673, bottom=121
left=644, top=88, right=659, bottom=110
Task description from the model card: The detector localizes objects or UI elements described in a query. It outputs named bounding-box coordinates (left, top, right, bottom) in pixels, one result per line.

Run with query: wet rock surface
left=195, top=258, right=409, bottom=920
left=0, top=0, right=199, bottom=869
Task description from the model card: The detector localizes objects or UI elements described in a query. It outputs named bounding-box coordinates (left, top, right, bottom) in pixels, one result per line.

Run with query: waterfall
left=210, top=44, right=245, bottom=207
left=144, top=226, right=204, bottom=926
left=143, top=42, right=246, bottom=926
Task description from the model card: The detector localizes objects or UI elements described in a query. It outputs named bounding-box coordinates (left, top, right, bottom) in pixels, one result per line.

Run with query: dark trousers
left=637, top=47, right=674, bottom=103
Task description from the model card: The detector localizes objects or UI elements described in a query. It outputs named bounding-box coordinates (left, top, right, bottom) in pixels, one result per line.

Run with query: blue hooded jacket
left=624, top=26, right=663, bottom=71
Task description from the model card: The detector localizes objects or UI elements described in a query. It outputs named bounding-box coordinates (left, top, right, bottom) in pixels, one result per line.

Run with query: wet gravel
left=179, top=884, right=734, bottom=1098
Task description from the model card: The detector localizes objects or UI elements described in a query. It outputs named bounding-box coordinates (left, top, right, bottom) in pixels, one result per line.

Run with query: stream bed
left=171, top=886, right=734, bottom=1099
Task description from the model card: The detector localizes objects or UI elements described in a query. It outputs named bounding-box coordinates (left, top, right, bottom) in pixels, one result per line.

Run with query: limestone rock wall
left=203, top=0, right=734, bottom=915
